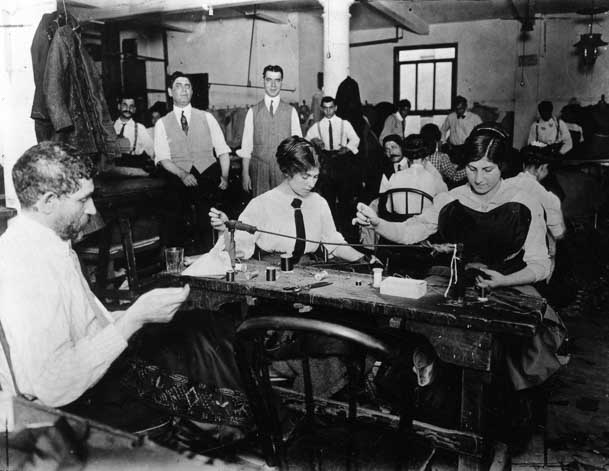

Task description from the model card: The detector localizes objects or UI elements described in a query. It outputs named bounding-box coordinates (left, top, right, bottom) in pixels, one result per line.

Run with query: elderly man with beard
left=0, top=142, right=189, bottom=410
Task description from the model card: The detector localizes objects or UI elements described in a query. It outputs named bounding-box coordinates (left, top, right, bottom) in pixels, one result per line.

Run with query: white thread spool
left=372, top=267, right=383, bottom=288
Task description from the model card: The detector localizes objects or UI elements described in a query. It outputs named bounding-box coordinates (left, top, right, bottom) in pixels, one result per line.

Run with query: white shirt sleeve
left=527, top=123, right=537, bottom=145
left=305, top=123, right=320, bottom=141
left=558, top=120, right=573, bottom=155
left=236, top=108, right=254, bottom=159
left=318, top=197, right=362, bottom=261
left=291, top=107, right=303, bottom=137
left=343, top=120, right=360, bottom=155
left=137, top=123, right=155, bottom=157
left=154, top=119, right=171, bottom=164
left=205, top=112, right=231, bottom=156
left=0, top=262, right=126, bottom=406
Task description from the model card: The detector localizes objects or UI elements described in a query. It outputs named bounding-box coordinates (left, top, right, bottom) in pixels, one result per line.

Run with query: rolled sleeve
left=206, top=112, right=231, bottom=156
left=153, top=119, right=171, bottom=164
left=236, top=108, right=254, bottom=159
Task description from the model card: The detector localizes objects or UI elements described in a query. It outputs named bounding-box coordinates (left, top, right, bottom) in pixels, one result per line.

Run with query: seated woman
left=210, top=136, right=372, bottom=398
left=355, top=123, right=567, bottom=394
left=209, top=135, right=365, bottom=264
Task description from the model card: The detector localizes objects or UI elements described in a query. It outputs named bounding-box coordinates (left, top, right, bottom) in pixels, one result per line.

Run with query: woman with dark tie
left=210, top=135, right=364, bottom=264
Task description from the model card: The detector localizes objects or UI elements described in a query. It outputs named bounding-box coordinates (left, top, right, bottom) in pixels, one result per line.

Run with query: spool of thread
left=477, top=286, right=488, bottom=302
left=280, top=254, right=293, bottom=272
left=225, top=269, right=235, bottom=282
left=372, top=267, right=383, bottom=288
left=266, top=266, right=277, bottom=282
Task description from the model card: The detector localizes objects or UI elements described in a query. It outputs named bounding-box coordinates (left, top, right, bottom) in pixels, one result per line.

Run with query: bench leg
left=459, top=369, right=489, bottom=471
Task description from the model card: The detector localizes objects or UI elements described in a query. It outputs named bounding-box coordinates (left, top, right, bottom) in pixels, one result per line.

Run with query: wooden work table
left=159, top=260, right=545, bottom=470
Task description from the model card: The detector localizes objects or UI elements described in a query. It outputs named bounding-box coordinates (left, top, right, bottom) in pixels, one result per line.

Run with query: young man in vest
left=237, top=65, right=302, bottom=196
left=527, top=100, right=573, bottom=156
left=154, top=71, right=231, bottom=253
left=305, top=96, right=359, bottom=231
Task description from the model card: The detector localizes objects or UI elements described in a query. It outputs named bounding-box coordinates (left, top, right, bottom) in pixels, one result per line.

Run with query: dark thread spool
left=266, top=266, right=277, bottom=282
left=225, top=270, right=235, bottom=282
left=280, top=254, right=293, bottom=272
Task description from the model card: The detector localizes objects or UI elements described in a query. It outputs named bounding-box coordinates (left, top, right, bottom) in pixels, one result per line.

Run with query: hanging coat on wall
left=40, top=22, right=119, bottom=168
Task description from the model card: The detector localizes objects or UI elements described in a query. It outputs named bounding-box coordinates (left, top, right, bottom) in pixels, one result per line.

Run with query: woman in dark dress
left=355, top=123, right=567, bottom=392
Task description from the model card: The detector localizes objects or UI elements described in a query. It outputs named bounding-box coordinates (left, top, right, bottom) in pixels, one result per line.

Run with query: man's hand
left=337, top=146, right=349, bottom=155
left=310, top=137, right=325, bottom=150
left=209, top=207, right=229, bottom=232
left=119, top=285, right=190, bottom=338
left=181, top=173, right=198, bottom=187
left=241, top=173, right=252, bottom=192
left=353, top=202, right=380, bottom=228
left=218, top=175, right=229, bottom=190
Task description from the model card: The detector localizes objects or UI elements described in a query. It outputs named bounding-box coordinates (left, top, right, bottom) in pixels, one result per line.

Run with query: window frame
left=393, top=43, right=458, bottom=117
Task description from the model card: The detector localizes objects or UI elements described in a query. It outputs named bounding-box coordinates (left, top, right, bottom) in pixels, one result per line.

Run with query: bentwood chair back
left=234, top=315, right=406, bottom=469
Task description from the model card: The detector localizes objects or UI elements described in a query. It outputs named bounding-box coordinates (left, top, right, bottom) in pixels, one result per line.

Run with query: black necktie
left=118, top=123, right=126, bottom=138
left=181, top=111, right=189, bottom=134
left=458, top=114, right=465, bottom=119
left=328, top=120, right=334, bottom=150
left=291, top=198, right=305, bottom=264
left=269, top=101, right=274, bottom=117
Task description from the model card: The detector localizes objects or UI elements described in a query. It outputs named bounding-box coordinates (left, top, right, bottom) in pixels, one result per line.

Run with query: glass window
left=394, top=44, right=457, bottom=115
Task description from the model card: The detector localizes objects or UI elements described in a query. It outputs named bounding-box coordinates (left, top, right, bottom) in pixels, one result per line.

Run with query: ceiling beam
left=73, top=0, right=297, bottom=22
left=241, top=9, right=286, bottom=24
left=363, top=0, right=429, bottom=35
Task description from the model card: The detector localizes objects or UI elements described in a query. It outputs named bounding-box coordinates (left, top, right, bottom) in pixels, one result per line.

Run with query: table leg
left=459, top=369, right=487, bottom=471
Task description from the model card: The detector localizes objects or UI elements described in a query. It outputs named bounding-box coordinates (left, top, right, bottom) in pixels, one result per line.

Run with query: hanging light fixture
left=574, top=6, right=608, bottom=67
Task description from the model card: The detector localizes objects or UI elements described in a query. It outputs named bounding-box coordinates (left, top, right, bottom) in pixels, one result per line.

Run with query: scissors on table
left=283, top=281, right=333, bottom=293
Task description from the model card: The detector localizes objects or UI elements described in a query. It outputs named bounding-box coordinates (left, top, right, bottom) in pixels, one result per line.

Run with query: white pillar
left=0, top=0, right=55, bottom=209
left=318, top=0, right=353, bottom=98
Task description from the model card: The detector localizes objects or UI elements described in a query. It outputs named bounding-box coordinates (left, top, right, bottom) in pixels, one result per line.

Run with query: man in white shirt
left=114, top=96, right=155, bottom=158
left=527, top=101, right=573, bottom=156
left=154, top=71, right=231, bottom=252
left=440, top=96, right=482, bottom=166
left=237, top=65, right=302, bottom=196
left=305, top=96, right=360, bottom=231
left=0, top=141, right=189, bottom=410
left=379, top=99, right=420, bottom=144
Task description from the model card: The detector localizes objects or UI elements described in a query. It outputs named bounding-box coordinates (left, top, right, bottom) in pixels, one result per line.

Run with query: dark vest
left=252, top=100, right=293, bottom=163
left=162, top=108, right=215, bottom=172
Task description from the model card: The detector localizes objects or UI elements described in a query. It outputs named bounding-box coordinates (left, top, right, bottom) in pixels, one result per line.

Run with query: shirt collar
left=264, top=95, right=281, bottom=109
left=396, top=112, right=405, bottom=122
left=14, top=214, right=72, bottom=256
left=173, top=104, right=192, bottom=120
left=116, top=118, right=133, bottom=126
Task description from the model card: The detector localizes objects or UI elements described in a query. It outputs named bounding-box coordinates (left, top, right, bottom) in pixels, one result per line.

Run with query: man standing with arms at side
left=155, top=71, right=231, bottom=253
left=0, top=142, right=189, bottom=414
left=237, top=65, right=302, bottom=196
left=305, top=96, right=360, bottom=232
left=440, top=95, right=482, bottom=165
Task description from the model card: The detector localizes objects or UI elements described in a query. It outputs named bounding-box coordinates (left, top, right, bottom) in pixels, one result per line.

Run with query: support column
left=0, top=0, right=55, bottom=209
left=318, top=0, right=353, bottom=98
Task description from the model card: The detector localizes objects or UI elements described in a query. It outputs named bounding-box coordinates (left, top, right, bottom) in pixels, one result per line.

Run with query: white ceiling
left=68, top=0, right=609, bottom=34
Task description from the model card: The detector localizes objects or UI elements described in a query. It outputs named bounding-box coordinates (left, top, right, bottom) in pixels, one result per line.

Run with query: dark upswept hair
left=262, top=64, right=284, bottom=79
left=276, top=136, right=319, bottom=177
left=455, top=95, right=468, bottom=107
left=464, top=122, right=510, bottom=169
left=520, top=145, right=557, bottom=168
left=403, top=134, right=428, bottom=161
left=420, top=123, right=442, bottom=145
left=12, top=141, right=96, bottom=209
left=168, top=71, right=191, bottom=88
left=321, top=96, right=335, bottom=105
left=538, top=100, right=553, bottom=115
left=382, top=134, right=403, bottom=148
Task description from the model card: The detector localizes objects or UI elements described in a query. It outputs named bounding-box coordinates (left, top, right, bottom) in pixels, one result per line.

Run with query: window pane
left=399, top=64, right=416, bottom=104
left=417, top=63, right=434, bottom=111
left=398, top=47, right=455, bottom=62
left=435, top=62, right=452, bottom=109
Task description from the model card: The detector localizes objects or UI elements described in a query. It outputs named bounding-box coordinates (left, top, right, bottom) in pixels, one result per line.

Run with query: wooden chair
left=234, top=315, right=410, bottom=469
left=376, top=187, right=434, bottom=276
left=76, top=214, right=162, bottom=302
